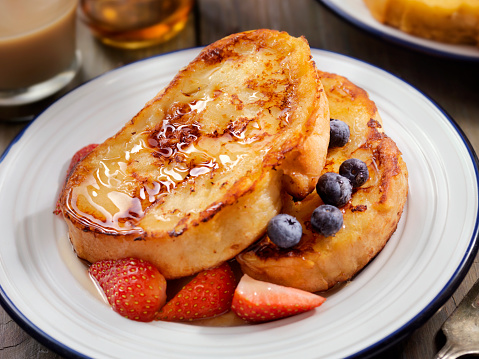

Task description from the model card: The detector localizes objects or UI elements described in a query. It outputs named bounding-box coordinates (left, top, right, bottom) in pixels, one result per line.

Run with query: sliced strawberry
left=54, top=143, right=98, bottom=215
left=157, top=262, right=237, bottom=322
left=89, top=258, right=167, bottom=322
left=231, top=274, right=325, bottom=323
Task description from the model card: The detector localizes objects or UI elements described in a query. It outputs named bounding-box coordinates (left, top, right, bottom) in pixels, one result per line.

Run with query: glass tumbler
left=0, top=0, right=80, bottom=106
left=79, top=0, right=194, bottom=49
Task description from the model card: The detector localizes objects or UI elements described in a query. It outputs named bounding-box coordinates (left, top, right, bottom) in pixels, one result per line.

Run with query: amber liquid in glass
left=80, top=0, right=194, bottom=49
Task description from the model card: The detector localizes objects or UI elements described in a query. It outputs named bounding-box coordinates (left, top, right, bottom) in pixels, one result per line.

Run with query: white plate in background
left=0, top=48, right=478, bottom=359
left=319, top=0, right=479, bottom=61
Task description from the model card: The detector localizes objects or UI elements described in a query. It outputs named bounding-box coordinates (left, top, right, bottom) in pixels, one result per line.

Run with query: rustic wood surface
left=1, top=0, right=478, bottom=358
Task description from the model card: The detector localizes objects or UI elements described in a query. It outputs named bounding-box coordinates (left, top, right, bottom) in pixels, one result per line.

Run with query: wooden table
left=1, top=1, right=478, bottom=358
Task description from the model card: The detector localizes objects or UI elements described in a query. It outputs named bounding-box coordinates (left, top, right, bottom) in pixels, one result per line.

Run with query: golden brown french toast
left=237, top=70, right=408, bottom=293
left=364, top=0, right=479, bottom=46
left=59, top=29, right=330, bottom=279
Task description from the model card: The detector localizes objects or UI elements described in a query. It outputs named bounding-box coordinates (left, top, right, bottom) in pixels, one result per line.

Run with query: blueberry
left=339, top=158, right=369, bottom=188
left=311, top=205, right=343, bottom=237
left=316, top=172, right=352, bottom=207
left=267, top=214, right=302, bottom=249
left=329, top=119, right=350, bottom=148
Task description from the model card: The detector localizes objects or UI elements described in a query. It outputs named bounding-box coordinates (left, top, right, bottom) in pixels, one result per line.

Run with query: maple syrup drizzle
left=67, top=85, right=287, bottom=232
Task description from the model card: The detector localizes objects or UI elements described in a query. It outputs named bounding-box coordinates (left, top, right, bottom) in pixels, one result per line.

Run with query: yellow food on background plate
left=363, top=0, right=479, bottom=46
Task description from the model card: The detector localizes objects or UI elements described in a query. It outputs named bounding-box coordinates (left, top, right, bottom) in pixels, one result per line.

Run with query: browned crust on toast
left=237, top=70, right=409, bottom=292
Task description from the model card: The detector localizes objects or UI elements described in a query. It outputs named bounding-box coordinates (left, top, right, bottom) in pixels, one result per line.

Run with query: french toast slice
left=363, top=0, right=479, bottom=46
left=237, top=70, right=408, bottom=293
left=59, top=29, right=330, bottom=279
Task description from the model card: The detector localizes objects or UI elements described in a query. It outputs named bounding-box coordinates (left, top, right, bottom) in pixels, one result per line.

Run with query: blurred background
left=1, top=0, right=478, bottom=358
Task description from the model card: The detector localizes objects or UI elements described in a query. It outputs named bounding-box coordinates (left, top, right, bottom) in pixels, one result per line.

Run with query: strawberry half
left=89, top=258, right=167, bottom=322
left=157, top=262, right=236, bottom=322
left=231, top=274, right=325, bottom=323
left=54, top=143, right=98, bottom=215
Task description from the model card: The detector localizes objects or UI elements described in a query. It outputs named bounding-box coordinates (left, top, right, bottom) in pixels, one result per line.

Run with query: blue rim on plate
left=0, top=293, right=87, bottom=359
left=318, top=0, right=479, bottom=62
left=349, top=107, right=479, bottom=358
left=0, top=47, right=478, bottom=359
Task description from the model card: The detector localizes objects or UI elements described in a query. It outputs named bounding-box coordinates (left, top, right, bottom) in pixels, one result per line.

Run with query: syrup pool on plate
left=57, top=233, right=247, bottom=326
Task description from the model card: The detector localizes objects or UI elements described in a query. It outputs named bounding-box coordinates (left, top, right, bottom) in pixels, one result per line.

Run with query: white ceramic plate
left=0, top=48, right=478, bottom=359
left=319, top=0, right=479, bottom=61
